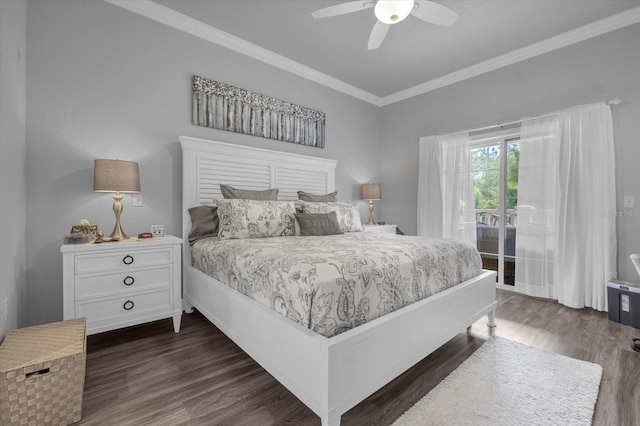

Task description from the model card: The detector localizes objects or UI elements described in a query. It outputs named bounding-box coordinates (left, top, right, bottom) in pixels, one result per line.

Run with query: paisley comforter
left=191, top=233, right=482, bottom=337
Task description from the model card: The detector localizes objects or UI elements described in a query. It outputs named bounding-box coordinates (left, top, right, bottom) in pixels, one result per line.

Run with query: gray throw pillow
left=188, top=206, right=219, bottom=246
left=297, top=191, right=338, bottom=202
left=294, top=212, right=343, bottom=236
left=220, top=184, right=278, bottom=200
left=299, top=201, right=363, bottom=232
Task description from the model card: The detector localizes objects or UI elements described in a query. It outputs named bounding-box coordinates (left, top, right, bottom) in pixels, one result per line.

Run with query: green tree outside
left=471, top=142, right=519, bottom=210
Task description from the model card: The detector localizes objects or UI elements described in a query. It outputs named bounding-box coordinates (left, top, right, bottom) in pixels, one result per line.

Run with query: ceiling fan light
left=374, top=0, right=414, bottom=24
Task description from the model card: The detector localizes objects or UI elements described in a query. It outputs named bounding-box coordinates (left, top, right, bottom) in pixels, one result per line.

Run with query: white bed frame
left=180, top=136, right=497, bottom=426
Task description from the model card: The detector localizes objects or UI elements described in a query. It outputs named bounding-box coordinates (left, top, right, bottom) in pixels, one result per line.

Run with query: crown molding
left=103, top=0, right=383, bottom=106
left=104, top=1, right=640, bottom=107
left=379, top=5, right=640, bottom=106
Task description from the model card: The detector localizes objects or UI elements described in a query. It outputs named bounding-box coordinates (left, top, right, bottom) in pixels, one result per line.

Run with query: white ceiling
left=114, top=0, right=640, bottom=105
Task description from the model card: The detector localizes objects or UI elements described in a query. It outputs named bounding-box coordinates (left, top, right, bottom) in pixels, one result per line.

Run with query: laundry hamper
left=0, top=318, right=86, bottom=426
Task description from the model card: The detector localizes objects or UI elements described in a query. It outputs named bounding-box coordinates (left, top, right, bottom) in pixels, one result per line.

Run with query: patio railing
left=475, top=209, right=516, bottom=285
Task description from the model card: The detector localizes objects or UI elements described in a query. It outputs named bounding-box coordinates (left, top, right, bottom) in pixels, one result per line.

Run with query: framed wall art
left=192, top=75, right=326, bottom=148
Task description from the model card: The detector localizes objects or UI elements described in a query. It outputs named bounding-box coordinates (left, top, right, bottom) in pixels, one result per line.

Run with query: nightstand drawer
left=75, top=247, right=172, bottom=274
left=75, top=267, right=172, bottom=299
left=76, top=289, right=172, bottom=323
left=62, top=235, right=183, bottom=335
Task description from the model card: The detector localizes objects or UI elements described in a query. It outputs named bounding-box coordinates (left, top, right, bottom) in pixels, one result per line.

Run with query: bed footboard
left=183, top=266, right=496, bottom=425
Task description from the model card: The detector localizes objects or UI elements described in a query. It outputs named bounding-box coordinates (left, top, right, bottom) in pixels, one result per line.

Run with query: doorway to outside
left=471, top=132, right=520, bottom=286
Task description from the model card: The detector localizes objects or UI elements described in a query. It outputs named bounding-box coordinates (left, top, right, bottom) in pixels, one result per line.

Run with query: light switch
left=132, top=194, right=143, bottom=207
left=624, top=196, right=635, bottom=208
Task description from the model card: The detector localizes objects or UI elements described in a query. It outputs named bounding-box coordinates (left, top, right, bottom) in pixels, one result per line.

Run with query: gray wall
left=1, top=0, right=28, bottom=339
left=25, top=0, right=381, bottom=326
left=379, top=24, right=640, bottom=282
left=19, top=1, right=640, bottom=327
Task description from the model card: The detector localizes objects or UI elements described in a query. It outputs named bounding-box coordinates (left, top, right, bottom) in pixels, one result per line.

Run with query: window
left=471, top=130, right=520, bottom=286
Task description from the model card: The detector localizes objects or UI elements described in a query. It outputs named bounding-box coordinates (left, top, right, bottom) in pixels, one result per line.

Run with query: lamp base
left=367, top=200, right=375, bottom=225
left=108, top=223, right=129, bottom=241
left=109, top=192, right=130, bottom=240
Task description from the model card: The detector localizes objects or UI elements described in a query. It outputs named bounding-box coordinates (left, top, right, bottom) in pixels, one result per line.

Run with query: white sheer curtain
left=515, top=103, right=616, bottom=310
left=514, top=116, right=559, bottom=298
left=418, top=133, right=476, bottom=245
left=554, top=104, right=617, bottom=310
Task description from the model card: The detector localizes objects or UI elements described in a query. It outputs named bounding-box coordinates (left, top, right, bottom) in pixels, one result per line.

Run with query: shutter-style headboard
left=180, top=136, right=338, bottom=258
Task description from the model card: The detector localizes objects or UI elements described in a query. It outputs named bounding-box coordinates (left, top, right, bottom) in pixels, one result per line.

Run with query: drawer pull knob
left=123, top=276, right=135, bottom=286
left=123, top=300, right=135, bottom=311
left=123, top=255, right=134, bottom=265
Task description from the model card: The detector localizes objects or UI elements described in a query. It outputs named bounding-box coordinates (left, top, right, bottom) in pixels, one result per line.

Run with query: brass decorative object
left=70, top=219, right=99, bottom=243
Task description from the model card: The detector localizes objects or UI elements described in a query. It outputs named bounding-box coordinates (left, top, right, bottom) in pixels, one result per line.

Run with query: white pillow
left=217, top=199, right=296, bottom=239
left=300, top=201, right=363, bottom=232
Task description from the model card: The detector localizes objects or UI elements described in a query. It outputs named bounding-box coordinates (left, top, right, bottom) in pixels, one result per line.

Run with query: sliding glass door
left=471, top=135, right=519, bottom=286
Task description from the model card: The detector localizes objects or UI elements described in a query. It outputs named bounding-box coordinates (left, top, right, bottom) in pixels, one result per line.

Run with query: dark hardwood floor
left=79, top=290, right=640, bottom=425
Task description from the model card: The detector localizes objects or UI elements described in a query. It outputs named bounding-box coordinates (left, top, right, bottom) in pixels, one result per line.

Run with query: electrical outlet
left=624, top=196, right=635, bottom=208
left=132, top=194, right=143, bottom=207
left=150, top=224, right=166, bottom=238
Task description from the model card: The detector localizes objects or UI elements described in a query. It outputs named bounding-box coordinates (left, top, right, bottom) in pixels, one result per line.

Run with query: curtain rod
left=441, top=98, right=622, bottom=137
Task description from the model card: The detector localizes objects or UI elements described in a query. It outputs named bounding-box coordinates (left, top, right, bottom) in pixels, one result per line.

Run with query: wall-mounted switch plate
left=151, top=224, right=166, bottom=238
left=624, top=196, right=635, bottom=208
left=132, top=194, right=143, bottom=207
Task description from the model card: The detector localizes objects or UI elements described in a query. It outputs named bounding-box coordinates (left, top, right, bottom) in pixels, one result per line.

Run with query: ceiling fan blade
left=411, top=0, right=459, bottom=26
left=312, top=1, right=374, bottom=19
left=367, top=21, right=390, bottom=50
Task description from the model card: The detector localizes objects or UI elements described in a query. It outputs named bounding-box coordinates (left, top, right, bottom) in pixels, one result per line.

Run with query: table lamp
left=93, top=159, right=140, bottom=240
left=361, top=183, right=381, bottom=225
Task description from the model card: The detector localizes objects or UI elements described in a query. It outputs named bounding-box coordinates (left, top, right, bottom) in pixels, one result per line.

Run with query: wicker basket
left=0, top=318, right=86, bottom=426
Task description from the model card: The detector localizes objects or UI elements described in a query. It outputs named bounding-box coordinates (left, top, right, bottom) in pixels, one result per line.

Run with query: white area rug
left=393, top=337, right=602, bottom=426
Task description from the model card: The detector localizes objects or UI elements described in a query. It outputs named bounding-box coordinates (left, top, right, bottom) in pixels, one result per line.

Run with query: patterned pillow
left=217, top=199, right=296, bottom=239
left=300, top=201, right=363, bottom=233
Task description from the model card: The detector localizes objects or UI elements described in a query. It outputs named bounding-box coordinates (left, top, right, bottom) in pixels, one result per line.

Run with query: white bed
left=180, top=136, right=497, bottom=425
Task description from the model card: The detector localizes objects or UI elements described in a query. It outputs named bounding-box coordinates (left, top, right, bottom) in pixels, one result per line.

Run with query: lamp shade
left=93, top=159, right=140, bottom=193
left=361, top=183, right=381, bottom=200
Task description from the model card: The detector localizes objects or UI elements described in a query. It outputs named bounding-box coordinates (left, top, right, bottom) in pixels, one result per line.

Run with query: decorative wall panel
left=192, top=75, right=326, bottom=148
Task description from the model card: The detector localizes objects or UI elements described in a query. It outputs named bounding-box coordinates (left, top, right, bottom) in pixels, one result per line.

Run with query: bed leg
left=487, top=310, right=496, bottom=328
left=183, top=298, right=194, bottom=314
left=173, top=313, right=182, bottom=333
left=320, top=410, right=341, bottom=426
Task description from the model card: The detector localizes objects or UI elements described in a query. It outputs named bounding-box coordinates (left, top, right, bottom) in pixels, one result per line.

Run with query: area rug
left=393, top=337, right=602, bottom=426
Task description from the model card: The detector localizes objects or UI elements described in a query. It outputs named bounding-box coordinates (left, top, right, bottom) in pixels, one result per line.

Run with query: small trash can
left=607, top=279, right=640, bottom=329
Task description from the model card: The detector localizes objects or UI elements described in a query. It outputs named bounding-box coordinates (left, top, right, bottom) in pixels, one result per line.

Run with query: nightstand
left=362, top=224, right=397, bottom=234
left=61, top=236, right=183, bottom=335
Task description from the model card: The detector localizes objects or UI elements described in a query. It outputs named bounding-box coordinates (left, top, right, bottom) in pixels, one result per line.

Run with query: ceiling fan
left=312, top=0, right=459, bottom=50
